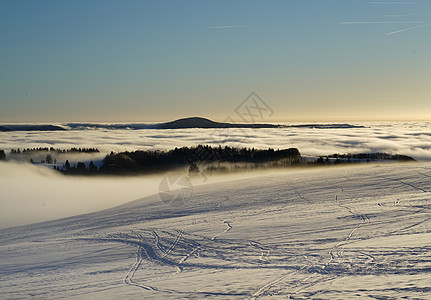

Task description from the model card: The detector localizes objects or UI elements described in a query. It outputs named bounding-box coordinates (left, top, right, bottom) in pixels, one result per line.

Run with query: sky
left=1, top=0, right=430, bottom=122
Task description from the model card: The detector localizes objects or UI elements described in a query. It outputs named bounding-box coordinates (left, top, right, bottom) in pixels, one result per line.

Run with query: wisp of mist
left=0, top=162, right=162, bottom=229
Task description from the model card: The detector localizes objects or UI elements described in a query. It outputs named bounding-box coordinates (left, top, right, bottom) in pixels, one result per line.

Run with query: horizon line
left=1, top=117, right=430, bottom=124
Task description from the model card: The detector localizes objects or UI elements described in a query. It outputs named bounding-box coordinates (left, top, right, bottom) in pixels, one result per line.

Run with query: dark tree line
left=10, top=147, right=100, bottom=154
left=95, top=145, right=302, bottom=175
left=56, top=145, right=416, bottom=176
left=59, top=160, right=98, bottom=174
left=328, top=153, right=415, bottom=161
left=314, top=153, right=415, bottom=165
left=7, top=147, right=100, bottom=166
left=3, top=142, right=412, bottom=176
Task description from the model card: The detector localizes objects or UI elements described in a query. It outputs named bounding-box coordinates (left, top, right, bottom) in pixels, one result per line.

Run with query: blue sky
left=1, top=0, right=430, bottom=122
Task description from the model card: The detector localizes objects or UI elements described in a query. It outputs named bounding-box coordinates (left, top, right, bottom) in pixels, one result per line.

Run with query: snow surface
left=0, top=163, right=430, bottom=299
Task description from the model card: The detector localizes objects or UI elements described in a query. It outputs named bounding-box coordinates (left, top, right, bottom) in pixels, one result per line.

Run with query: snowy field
left=1, top=162, right=430, bottom=299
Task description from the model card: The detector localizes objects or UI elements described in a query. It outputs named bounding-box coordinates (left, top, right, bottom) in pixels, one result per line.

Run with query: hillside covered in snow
left=0, top=163, right=430, bottom=299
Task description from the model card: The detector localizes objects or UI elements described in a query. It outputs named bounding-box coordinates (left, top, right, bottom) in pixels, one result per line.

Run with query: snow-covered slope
left=0, top=163, right=430, bottom=299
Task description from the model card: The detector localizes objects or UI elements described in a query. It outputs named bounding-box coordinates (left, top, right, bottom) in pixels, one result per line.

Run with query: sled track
left=381, top=175, right=428, bottom=193
left=326, top=188, right=370, bottom=269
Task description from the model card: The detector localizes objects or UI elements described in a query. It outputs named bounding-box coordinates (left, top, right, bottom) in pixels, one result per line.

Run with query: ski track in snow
left=1, top=163, right=430, bottom=299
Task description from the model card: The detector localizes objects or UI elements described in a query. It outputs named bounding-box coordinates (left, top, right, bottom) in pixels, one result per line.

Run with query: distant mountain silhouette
left=150, top=117, right=365, bottom=129
left=0, top=124, right=66, bottom=131
left=0, top=117, right=366, bottom=131
left=154, top=117, right=279, bottom=129
left=0, top=126, right=11, bottom=132
left=289, top=124, right=365, bottom=129
left=64, top=117, right=279, bottom=130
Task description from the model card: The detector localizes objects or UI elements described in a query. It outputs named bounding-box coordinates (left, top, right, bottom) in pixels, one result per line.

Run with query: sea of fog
left=1, top=121, right=431, bottom=160
left=1, top=121, right=431, bottom=229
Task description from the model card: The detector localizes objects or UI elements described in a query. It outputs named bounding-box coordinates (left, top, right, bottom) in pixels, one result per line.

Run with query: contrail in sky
left=386, top=23, right=430, bottom=35
left=381, top=13, right=416, bottom=17
left=369, top=1, right=417, bottom=4
left=210, top=25, right=246, bottom=29
left=341, top=21, right=428, bottom=24
left=340, top=21, right=430, bottom=35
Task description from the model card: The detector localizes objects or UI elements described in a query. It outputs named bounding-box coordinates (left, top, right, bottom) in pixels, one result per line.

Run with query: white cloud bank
left=0, top=162, right=162, bottom=229
left=1, top=121, right=431, bottom=229
left=1, top=121, right=431, bottom=160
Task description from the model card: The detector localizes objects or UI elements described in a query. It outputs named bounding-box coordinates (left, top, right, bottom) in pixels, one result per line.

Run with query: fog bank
left=0, top=162, right=161, bottom=229
left=1, top=121, right=431, bottom=161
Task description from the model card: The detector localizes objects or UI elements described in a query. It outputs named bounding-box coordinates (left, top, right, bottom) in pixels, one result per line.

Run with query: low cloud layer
left=0, top=162, right=162, bottom=229
left=1, top=121, right=431, bottom=160
left=0, top=161, right=270, bottom=229
left=2, top=121, right=431, bottom=229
